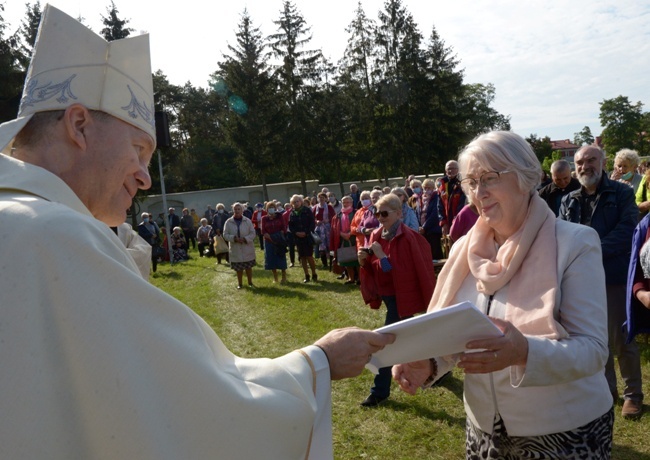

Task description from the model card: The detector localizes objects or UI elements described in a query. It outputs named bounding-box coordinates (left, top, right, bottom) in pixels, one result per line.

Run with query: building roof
left=550, top=139, right=579, bottom=150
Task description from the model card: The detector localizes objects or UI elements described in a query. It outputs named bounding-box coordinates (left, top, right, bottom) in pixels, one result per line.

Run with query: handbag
left=152, top=245, right=165, bottom=258
left=310, top=231, right=322, bottom=245
left=336, top=245, right=358, bottom=264
left=213, top=235, right=229, bottom=254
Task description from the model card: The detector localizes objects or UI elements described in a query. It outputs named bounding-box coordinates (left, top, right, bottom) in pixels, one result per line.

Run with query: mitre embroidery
left=22, top=75, right=78, bottom=107
left=121, top=85, right=155, bottom=130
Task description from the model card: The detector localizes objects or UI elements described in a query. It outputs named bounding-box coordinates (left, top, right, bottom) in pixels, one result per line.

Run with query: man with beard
left=559, top=145, right=643, bottom=419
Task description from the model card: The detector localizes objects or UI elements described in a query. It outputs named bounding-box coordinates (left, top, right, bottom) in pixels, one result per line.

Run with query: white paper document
left=366, top=301, right=503, bottom=374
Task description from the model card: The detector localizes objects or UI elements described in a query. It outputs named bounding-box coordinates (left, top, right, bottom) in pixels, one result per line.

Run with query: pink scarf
left=429, top=194, right=567, bottom=340
left=341, top=207, right=352, bottom=233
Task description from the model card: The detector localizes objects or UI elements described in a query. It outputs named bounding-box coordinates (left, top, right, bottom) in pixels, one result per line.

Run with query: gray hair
left=550, top=159, right=572, bottom=174
left=458, top=131, right=542, bottom=195
left=615, top=148, right=640, bottom=168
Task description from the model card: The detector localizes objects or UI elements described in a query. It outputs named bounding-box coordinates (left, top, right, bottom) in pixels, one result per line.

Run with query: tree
left=462, top=83, right=511, bottom=139
left=573, top=126, right=594, bottom=146
left=0, top=4, right=23, bottom=123
left=214, top=9, right=278, bottom=200
left=541, top=150, right=563, bottom=173
left=100, top=1, right=133, bottom=41
left=525, top=133, right=553, bottom=164
left=268, top=0, right=324, bottom=194
left=599, top=95, right=643, bottom=155
left=16, top=1, right=42, bottom=69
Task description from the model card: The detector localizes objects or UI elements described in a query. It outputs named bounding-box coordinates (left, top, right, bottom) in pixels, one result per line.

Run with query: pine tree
left=0, top=4, right=23, bottom=122
left=100, top=1, right=133, bottom=41
left=267, top=0, right=325, bottom=194
left=16, top=1, right=42, bottom=70
left=214, top=9, right=278, bottom=199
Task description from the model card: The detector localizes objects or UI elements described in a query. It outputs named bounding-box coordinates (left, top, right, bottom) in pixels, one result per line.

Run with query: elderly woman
left=330, top=195, right=360, bottom=284
left=390, top=187, right=419, bottom=232
left=393, top=131, right=613, bottom=458
left=223, top=203, right=257, bottom=289
left=211, top=203, right=231, bottom=264
left=261, top=201, right=288, bottom=283
left=351, top=190, right=381, bottom=250
left=358, top=194, right=436, bottom=406
left=419, top=178, right=444, bottom=259
left=170, top=227, right=190, bottom=262
left=196, top=218, right=213, bottom=257
left=611, top=148, right=642, bottom=193
left=409, top=178, right=423, bottom=222
left=288, top=195, right=318, bottom=283
left=313, top=192, right=336, bottom=269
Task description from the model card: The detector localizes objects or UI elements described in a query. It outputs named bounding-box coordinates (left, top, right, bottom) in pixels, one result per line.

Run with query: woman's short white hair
left=615, top=148, right=640, bottom=168
left=458, top=131, right=542, bottom=195
left=360, top=190, right=371, bottom=200
left=289, top=194, right=303, bottom=204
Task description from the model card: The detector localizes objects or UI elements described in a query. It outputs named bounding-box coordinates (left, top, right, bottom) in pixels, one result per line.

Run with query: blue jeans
left=370, top=295, right=411, bottom=398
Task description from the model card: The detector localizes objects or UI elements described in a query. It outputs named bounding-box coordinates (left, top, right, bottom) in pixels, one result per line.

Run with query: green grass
left=151, top=246, right=650, bottom=459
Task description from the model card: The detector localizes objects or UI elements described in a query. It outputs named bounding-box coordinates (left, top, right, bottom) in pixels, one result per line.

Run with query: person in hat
left=0, top=6, right=393, bottom=459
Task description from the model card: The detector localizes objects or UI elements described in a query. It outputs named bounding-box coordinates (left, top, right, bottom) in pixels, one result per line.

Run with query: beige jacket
left=223, top=215, right=257, bottom=263
left=438, top=219, right=611, bottom=436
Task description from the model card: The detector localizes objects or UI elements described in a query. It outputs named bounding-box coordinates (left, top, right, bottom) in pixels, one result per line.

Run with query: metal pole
left=157, top=149, right=174, bottom=266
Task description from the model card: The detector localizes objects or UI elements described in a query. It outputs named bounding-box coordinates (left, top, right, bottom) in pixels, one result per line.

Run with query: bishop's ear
left=62, top=104, right=94, bottom=151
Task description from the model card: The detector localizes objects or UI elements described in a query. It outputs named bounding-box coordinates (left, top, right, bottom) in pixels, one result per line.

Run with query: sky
left=3, top=0, right=650, bottom=142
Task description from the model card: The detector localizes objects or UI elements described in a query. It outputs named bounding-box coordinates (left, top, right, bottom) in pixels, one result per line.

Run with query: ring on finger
left=493, top=351, right=498, bottom=360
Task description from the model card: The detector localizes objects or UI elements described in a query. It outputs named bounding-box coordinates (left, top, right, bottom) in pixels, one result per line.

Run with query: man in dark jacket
left=538, top=159, right=581, bottom=216
left=559, top=145, right=643, bottom=419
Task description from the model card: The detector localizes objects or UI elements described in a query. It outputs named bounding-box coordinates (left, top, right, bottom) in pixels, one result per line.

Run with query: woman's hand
left=636, top=289, right=650, bottom=309
left=357, top=249, right=368, bottom=265
left=296, top=231, right=306, bottom=238
left=263, top=232, right=271, bottom=242
left=341, top=232, right=350, bottom=240
left=370, top=241, right=386, bottom=259
left=392, top=360, right=433, bottom=395
left=459, top=318, right=528, bottom=373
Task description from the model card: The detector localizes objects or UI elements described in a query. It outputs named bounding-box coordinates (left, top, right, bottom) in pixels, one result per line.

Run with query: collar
left=0, top=153, right=94, bottom=219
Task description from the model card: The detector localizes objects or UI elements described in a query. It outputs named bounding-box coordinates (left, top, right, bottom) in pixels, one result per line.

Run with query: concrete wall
left=135, top=174, right=442, bottom=220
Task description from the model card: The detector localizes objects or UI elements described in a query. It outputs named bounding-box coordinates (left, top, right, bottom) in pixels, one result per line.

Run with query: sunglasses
left=374, top=210, right=396, bottom=218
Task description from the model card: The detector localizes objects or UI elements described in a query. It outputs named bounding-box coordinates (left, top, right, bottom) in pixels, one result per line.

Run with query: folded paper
left=366, top=301, right=503, bottom=374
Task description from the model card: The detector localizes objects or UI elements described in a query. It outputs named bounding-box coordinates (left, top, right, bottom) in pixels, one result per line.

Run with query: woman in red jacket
left=358, top=194, right=436, bottom=407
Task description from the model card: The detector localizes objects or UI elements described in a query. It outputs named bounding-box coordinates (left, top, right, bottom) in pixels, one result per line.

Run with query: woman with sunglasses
left=393, top=131, right=613, bottom=458
left=357, top=194, right=436, bottom=407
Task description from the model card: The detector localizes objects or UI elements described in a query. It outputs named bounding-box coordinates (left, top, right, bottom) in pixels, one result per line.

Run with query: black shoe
left=345, top=280, right=356, bottom=285
left=360, top=394, right=388, bottom=407
left=303, top=275, right=310, bottom=283
left=312, top=273, right=318, bottom=281
left=337, top=274, right=346, bottom=280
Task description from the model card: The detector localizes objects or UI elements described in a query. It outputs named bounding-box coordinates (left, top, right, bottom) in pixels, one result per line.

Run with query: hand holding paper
left=366, top=301, right=503, bottom=374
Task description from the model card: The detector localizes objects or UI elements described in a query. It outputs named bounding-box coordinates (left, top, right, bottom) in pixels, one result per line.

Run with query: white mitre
left=0, top=4, right=155, bottom=153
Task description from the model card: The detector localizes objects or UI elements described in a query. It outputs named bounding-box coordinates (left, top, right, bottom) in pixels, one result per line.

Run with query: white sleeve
left=301, top=345, right=333, bottom=460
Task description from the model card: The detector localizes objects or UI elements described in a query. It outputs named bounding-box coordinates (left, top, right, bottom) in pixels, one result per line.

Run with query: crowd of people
left=5, top=6, right=649, bottom=458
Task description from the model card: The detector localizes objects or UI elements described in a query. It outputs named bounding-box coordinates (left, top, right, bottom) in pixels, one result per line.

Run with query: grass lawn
left=151, top=246, right=650, bottom=459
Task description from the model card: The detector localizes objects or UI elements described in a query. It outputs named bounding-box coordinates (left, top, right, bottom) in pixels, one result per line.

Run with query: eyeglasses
left=460, top=171, right=511, bottom=191
left=374, top=210, right=396, bottom=218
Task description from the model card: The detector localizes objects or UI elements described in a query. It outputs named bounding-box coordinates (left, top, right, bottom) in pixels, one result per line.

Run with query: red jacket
left=313, top=204, right=336, bottom=225
left=438, top=176, right=466, bottom=228
left=360, top=223, right=436, bottom=318
left=252, top=210, right=267, bottom=230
